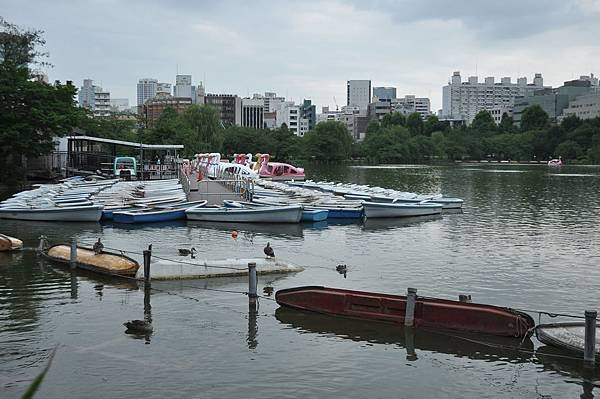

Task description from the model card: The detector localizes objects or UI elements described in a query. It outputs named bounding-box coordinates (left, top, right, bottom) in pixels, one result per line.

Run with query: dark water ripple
left=1, top=164, right=600, bottom=398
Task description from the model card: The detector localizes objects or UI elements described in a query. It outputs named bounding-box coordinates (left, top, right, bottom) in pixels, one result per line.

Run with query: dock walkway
left=188, top=180, right=243, bottom=205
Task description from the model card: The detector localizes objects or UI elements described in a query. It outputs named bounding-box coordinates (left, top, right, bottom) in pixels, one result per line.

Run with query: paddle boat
left=276, top=286, right=535, bottom=337
left=256, top=154, right=305, bottom=181
left=0, top=234, right=23, bottom=251
left=535, top=322, right=600, bottom=358
left=548, top=157, right=563, bottom=166
left=0, top=204, right=104, bottom=222
left=362, top=201, right=443, bottom=218
left=223, top=200, right=328, bottom=222
left=186, top=203, right=303, bottom=223
left=112, top=200, right=207, bottom=224
left=40, top=239, right=139, bottom=277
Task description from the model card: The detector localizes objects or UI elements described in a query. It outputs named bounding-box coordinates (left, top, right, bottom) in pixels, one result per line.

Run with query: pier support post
left=143, top=245, right=152, bottom=284
left=70, top=239, right=77, bottom=269
left=248, top=262, right=258, bottom=305
left=405, top=287, right=418, bottom=327
left=584, top=310, right=597, bottom=365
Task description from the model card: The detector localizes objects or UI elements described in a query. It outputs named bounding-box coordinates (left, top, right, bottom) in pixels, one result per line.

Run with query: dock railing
left=181, top=164, right=255, bottom=204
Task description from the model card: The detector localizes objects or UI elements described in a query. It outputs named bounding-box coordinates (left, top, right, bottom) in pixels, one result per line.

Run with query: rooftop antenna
left=333, top=96, right=339, bottom=111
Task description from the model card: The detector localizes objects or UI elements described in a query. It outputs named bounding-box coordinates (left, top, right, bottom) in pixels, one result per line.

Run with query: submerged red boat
left=275, top=286, right=535, bottom=337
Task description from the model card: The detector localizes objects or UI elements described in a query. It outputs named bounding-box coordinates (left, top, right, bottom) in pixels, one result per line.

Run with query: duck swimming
left=124, top=320, right=153, bottom=333
left=178, top=248, right=197, bottom=258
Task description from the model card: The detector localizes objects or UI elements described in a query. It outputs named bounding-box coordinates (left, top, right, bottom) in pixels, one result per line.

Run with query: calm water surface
left=1, top=164, right=600, bottom=398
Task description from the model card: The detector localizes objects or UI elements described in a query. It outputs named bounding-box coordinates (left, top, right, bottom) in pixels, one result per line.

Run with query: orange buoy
left=231, top=230, right=238, bottom=239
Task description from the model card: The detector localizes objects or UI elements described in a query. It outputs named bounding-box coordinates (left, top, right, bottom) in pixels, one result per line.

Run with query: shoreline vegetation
left=3, top=17, right=600, bottom=187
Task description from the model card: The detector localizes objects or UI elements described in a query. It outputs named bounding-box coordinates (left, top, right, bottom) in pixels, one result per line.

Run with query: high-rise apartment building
left=300, top=99, right=316, bottom=130
left=347, top=80, right=371, bottom=112
left=156, top=82, right=172, bottom=95
left=78, top=79, right=95, bottom=109
left=143, top=93, right=193, bottom=128
left=442, top=71, right=546, bottom=125
left=373, top=86, right=397, bottom=101
left=137, top=78, right=158, bottom=107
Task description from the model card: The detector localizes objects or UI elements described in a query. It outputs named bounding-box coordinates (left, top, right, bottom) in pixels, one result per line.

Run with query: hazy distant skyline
left=3, top=0, right=600, bottom=111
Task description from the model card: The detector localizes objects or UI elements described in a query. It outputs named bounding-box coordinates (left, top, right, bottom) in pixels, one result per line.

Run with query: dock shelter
left=66, top=135, right=184, bottom=179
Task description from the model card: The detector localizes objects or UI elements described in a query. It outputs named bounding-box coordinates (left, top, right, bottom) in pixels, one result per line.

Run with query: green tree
left=405, top=112, right=424, bottom=135
left=498, top=112, right=514, bottom=133
left=560, top=115, right=582, bottom=132
left=178, top=104, right=223, bottom=156
left=381, top=112, right=406, bottom=127
left=471, top=110, right=496, bottom=134
left=0, top=18, right=81, bottom=183
left=303, top=121, right=352, bottom=161
left=423, top=115, right=447, bottom=135
left=521, top=105, right=549, bottom=131
left=555, top=140, right=583, bottom=160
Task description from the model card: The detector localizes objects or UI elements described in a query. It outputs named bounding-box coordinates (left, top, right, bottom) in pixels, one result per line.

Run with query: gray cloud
left=2, top=0, right=599, bottom=112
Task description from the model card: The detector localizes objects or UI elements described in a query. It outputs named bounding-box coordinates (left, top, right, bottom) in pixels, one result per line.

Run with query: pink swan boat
left=548, top=157, right=562, bottom=166
left=256, top=153, right=305, bottom=180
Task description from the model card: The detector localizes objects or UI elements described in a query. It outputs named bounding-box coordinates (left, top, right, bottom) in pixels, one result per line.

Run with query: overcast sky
left=3, top=0, right=600, bottom=111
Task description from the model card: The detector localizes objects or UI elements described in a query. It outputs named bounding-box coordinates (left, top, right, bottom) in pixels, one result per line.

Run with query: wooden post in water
left=405, top=287, right=417, bottom=327
left=248, top=262, right=258, bottom=305
left=584, top=310, right=597, bottom=365
left=70, top=239, right=77, bottom=269
left=143, top=245, right=152, bottom=284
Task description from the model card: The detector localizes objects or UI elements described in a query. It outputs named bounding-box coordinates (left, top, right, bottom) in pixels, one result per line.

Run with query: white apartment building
left=347, top=80, right=371, bottom=112
left=442, top=71, right=546, bottom=125
left=174, top=74, right=192, bottom=98
left=560, top=93, right=600, bottom=120
left=489, top=106, right=513, bottom=124
left=392, top=95, right=431, bottom=119
left=137, top=78, right=158, bottom=107
left=276, top=102, right=305, bottom=136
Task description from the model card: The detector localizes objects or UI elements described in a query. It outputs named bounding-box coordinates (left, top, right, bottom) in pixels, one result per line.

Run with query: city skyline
left=3, top=0, right=600, bottom=111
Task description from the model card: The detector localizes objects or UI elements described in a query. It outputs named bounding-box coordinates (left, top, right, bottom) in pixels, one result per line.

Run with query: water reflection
left=187, top=221, right=304, bottom=239
left=361, top=214, right=443, bottom=231
left=247, top=301, right=258, bottom=350
left=275, top=307, right=534, bottom=363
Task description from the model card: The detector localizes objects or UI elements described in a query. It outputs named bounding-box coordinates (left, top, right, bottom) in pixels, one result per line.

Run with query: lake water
left=1, top=163, right=600, bottom=398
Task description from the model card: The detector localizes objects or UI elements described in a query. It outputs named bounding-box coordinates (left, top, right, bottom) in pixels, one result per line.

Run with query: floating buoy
left=231, top=230, right=238, bottom=239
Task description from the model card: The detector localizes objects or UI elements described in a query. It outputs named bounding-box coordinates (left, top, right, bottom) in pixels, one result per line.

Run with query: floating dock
left=136, top=257, right=303, bottom=280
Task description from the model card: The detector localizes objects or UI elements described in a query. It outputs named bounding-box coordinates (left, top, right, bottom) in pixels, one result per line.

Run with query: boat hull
left=0, top=205, right=103, bottom=222
left=276, top=286, right=534, bottom=337
left=0, top=234, right=23, bottom=251
left=363, top=201, right=443, bottom=218
left=302, top=209, right=329, bottom=222
left=186, top=205, right=302, bottom=223
left=535, top=322, right=600, bottom=357
left=42, top=244, right=139, bottom=277
left=113, top=209, right=186, bottom=223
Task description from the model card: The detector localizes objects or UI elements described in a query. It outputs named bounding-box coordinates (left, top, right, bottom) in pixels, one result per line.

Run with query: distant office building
left=110, top=98, right=130, bottom=113
left=368, top=99, right=393, bottom=121
left=196, top=82, right=205, bottom=104
left=300, top=99, right=316, bottom=130
left=156, top=82, right=172, bottom=95
left=241, top=98, right=264, bottom=129
left=78, top=79, right=111, bottom=117
left=204, top=94, right=242, bottom=125
left=489, top=106, right=513, bottom=125
left=78, top=79, right=96, bottom=110
left=560, top=93, right=600, bottom=121
left=137, top=78, right=158, bottom=107
left=264, top=111, right=277, bottom=129
left=513, top=79, right=594, bottom=125
left=347, top=80, right=371, bottom=112
left=174, top=75, right=192, bottom=98
left=143, top=93, right=193, bottom=128
left=373, top=87, right=397, bottom=101
left=393, top=95, right=431, bottom=119
left=442, top=71, right=547, bottom=125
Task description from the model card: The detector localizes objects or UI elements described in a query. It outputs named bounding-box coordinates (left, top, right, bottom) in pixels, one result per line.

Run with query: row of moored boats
left=0, top=176, right=464, bottom=223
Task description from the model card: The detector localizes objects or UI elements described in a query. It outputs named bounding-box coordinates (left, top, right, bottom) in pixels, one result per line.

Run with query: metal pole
left=248, top=262, right=258, bottom=305
left=143, top=246, right=152, bottom=284
left=584, top=310, right=597, bottom=365
left=70, top=239, right=77, bottom=269
left=405, top=287, right=417, bottom=327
